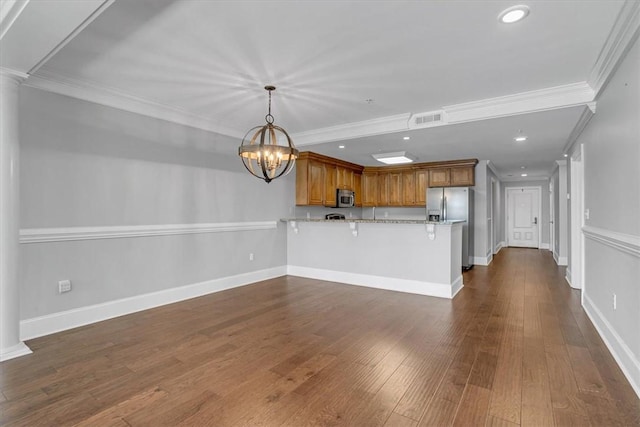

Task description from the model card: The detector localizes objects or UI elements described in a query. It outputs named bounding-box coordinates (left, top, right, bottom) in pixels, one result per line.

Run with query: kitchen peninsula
left=283, top=218, right=463, bottom=299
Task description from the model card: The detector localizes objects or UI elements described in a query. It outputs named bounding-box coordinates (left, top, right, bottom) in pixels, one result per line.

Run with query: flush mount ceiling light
left=372, top=151, right=416, bottom=165
left=521, top=173, right=528, bottom=177
left=514, top=135, right=528, bottom=142
left=498, top=5, right=530, bottom=23
left=403, top=136, right=411, bottom=140
left=238, top=86, right=299, bottom=183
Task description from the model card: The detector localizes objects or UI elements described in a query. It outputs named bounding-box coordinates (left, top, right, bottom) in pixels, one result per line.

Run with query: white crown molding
left=0, top=0, right=30, bottom=41
left=25, top=68, right=598, bottom=148
left=583, top=225, right=640, bottom=257
left=588, top=0, right=640, bottom=97
left=563, top=104, right=596, bottom=155
left=486, top=160, right=501, bottom=178
left=28, top=0, right=115, bottom=75
left=20, top=221, right=277, bottom=243
left=0, top=66, right=28, bottom=82
left=444, top=82, right=595, bottom=124
left=24, top=71, right=244, bottom=138
left=291, top=113, right=412, bottom=146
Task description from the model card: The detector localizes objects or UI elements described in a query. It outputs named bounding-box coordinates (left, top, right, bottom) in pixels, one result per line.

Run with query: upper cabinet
left=296, top=152, right=477, bottom=206
left=426, top=160, right=478, bottom=187
left=296, top=152, right=363, bottom=206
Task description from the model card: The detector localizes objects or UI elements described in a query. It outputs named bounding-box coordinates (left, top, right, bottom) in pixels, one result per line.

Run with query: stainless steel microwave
left=336, top=189, right=355, bottom=208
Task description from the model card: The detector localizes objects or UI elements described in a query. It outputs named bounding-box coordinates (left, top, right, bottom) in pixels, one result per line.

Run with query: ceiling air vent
left=410, top=110, right=446, bottom=129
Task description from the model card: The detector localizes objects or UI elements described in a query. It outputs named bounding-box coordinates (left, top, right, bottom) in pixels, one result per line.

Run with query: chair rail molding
left=582, top=225, right=640, bottom=257
left=20, top=221, right=278, bottom=243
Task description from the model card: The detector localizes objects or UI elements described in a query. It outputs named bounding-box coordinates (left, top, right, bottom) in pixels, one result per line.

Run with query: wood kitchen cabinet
left=415, top=170, right=428, bottom=204
left=296, top=152, right=364, bottom=206
left=428, top=165, right=475, bottom=187
left=450, top=167, right=475, bottom=186
left=336, top=166, right=354, bottom=190
left=388, top=172, right=403, bottom=206
left=362, top=172, right=377, bottom=206
left=353, top=173, right=362, bottom=206
left=402, top=171, right=416, bottom=205
left=297, top=151, right=476, bottom=206
left=428, top=168, right=450, bottom=187
left=324, top=163, right=337, bottom=206
left=377, top=173, right=390, bottom=206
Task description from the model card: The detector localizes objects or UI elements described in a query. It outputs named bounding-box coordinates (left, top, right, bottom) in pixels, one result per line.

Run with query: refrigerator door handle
left=443, top=195, right=447, bottom=221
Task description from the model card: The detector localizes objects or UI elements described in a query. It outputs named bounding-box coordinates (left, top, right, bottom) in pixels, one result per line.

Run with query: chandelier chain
left=265, top=87, right=274, bottom=124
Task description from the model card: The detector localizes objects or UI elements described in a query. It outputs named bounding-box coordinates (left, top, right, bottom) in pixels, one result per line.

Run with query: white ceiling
left=3, top=0, right=630, bottom=179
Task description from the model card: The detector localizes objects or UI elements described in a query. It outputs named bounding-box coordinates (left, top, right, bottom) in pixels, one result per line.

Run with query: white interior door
left=507, top=187, right=540, bottom=248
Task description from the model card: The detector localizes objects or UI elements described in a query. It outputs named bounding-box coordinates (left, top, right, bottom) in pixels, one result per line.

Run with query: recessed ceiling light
left=403, top=136, right=410, bottom=140
left=372, top=151, right=416, bottom=165
left=498, top=5, right=530, bottom=24
left=521, top=173, right=528, bottom=177
left=564, top=154, right=568, bottom=157
left=338, top=145, right=345, bottom=149
left=514, top=136, right=527, bottom=142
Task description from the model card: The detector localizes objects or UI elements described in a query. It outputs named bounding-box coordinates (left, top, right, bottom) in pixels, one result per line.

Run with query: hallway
left=1, top=248, right=638, bottom=425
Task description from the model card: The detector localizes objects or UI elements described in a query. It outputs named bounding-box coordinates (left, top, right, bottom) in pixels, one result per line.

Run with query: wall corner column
left=0, top=69, right=32, bottom=361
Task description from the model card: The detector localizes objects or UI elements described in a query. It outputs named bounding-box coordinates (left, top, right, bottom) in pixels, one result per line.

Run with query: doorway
left=506, top=187, right=542, bottom=248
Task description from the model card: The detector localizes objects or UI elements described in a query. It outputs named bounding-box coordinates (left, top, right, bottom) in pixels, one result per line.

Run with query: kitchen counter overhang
left=282, top=218, right=464, bottom=299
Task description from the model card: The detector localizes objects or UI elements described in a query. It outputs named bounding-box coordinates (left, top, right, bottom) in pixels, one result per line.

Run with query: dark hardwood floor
left=1, top=248, right=638, bottom=426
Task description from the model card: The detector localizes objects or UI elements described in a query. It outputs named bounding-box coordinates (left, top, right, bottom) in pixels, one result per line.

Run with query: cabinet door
left=429, top=168, right=450, bottom=187
left=308, top=161, right=325, bottom=205
left=378, top=173, right=390, bottom=206
left=337, top=167, right=354, bottom=190
left=415, top=170, right=428, bottom=205
left=353, top=173, right=362, bottom=206
left=450, top=167, right=475, bottom=186
left=362, top=173, right=378, bottom=206
left=336, top=167, right=346, bottom=189
left=323, top=163, right=337, bottom=206
left=402, top=171, right=416, bottom=206
left=389, top=172, right=403, bottom=206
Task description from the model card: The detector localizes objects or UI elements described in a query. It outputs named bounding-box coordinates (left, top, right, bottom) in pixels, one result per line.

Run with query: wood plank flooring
left=1, top=248, right=638, bottom=426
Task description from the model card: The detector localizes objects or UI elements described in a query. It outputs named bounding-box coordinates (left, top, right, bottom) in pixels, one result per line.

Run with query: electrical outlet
left=58, top=280, right=72, bottom=293
left=585, top=208, right=590, bottom=220
left=613, top=293, right=617, bottom=310
left=249, top=253, right=254, bottom=261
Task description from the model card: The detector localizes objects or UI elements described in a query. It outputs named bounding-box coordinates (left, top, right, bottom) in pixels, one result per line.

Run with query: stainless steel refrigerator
left=426, top=187, right=474, bottom=270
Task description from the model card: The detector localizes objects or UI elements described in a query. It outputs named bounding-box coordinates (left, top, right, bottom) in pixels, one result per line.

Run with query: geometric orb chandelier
left=238, top=85, right=299, bottom=183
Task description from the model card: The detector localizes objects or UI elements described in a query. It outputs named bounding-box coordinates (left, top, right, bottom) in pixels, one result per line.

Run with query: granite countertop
left=280, top=218, right=465, bottom=225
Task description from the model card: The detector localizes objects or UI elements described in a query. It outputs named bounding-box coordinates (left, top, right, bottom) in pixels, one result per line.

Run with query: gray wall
left=551, top=162, right=568, bottom=262
left=573, top=36, right=640, bottom=387
left=19, top=87, right=293, bottom=319
left=473, top=160, right=502, bottom=261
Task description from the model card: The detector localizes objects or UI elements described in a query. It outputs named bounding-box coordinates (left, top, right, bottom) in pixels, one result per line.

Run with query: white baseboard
left=20, top=266, right=287, bottom=340
left=473, top=256, right=491, bottom=266
left=557, top=256, right=568, bottom=266
left=287, top=265, right=463, bottom=299
left=565, top=267, right=573, bottom=287
left=583, top=294, right=640, bottom=399
left=540, top=243, right=550, bottom=250
left=494, top=241, right=505, bottom=254
left=0, top=341, right=33, bottom=362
